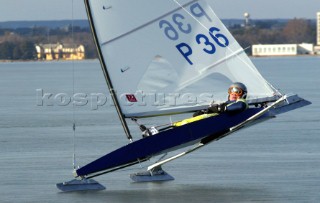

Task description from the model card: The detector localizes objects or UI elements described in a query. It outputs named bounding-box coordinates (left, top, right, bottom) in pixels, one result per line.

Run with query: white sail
left=87, top=0, right=277, bottom=118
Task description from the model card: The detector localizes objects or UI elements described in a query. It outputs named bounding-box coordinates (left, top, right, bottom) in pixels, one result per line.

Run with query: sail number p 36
left=159, top=2, right=229, bottom=65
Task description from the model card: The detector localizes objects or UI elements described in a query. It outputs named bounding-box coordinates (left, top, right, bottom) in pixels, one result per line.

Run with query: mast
left=84, top=0, right=132, bottom=140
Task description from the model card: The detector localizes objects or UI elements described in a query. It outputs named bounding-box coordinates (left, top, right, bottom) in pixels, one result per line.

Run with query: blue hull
left=76, top=108, right=266, bottom=178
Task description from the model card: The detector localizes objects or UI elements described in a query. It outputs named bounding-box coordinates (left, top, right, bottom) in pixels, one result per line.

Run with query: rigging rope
left=71, top=0, right=77, bottom=170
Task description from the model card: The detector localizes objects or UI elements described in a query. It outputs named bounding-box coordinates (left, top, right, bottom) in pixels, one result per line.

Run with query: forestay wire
left=71, top=0, right=77, bottom=170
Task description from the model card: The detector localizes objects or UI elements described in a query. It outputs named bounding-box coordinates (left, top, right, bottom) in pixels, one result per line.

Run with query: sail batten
left=100, top=0, right=199, bottom=46
left=199, top=48, right=245, bottom=74
left=176, top=48, right=246, bottom=91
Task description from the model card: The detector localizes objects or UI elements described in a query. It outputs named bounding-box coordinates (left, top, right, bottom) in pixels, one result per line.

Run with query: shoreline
left=0, top=59, right=98, bottom=63
left=1, top=55, right=319, bottom=63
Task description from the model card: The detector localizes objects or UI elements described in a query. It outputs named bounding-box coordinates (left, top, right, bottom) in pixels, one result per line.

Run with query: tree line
left=231, top=18, right=316, bottom=55
left=0, top=18, right=316, bottom=60
left=0, top=25, right=97, bottom=60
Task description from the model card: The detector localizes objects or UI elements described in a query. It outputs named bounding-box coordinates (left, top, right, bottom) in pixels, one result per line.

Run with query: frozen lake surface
left=0, top=57, right=319, bottom=202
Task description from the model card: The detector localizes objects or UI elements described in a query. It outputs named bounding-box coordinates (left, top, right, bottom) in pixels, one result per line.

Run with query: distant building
left=244, top=12, right=251, bottom=27
left=252, top=43, right=314, bottom=57
left=317, top=12, right=320, bottom=45
left=35, top=43, right=85, bottom=60
left=315, top=12, right=320, bottom=54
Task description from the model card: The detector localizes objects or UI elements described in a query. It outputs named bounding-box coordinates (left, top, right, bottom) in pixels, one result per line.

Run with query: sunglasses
left=228, top=87, right=243, bottom=95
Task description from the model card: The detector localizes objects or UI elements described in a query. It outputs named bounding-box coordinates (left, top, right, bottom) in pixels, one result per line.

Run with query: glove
left=218, top=103, right=227, bottom=113
left=208, top=103, right=227, bottom=113
left=193, top=109, right=208, bottom=117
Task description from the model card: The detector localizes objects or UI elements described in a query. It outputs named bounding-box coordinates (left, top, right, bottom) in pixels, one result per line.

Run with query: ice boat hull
left=76, top=108, right=271, bottom=178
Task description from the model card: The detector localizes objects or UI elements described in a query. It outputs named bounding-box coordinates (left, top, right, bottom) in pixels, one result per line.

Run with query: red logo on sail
left=126, top=94, right=137, bottom=102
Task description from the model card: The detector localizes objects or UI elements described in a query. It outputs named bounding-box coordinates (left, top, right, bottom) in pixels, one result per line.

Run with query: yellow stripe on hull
left=173, top=113, right=219, bottom=127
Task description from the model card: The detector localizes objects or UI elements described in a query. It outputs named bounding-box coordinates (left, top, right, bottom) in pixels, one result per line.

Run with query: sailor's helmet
left=228, top=82, right=247, bottom=99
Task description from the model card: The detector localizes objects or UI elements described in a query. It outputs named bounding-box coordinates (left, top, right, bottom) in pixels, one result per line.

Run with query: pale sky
left=0, top=0, right=319, bottom=22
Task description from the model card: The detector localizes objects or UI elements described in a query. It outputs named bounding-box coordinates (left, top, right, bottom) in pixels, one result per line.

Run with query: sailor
left=193, top=82, right=248, bottom=117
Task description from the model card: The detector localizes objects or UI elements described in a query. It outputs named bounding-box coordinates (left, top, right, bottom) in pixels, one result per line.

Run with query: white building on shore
left=314, top=12, right=320, bottom=54
left=253, top=11, right=320, bottom=56
left=317, top=12, right=320, bottom=45
left=35, top=43, right=85, bottom=60
left=252, top=43, right=314, bottom=57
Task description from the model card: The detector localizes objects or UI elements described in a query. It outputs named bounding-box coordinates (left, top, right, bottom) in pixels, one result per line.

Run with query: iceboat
left=57, top=0, right=311, bottom=191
